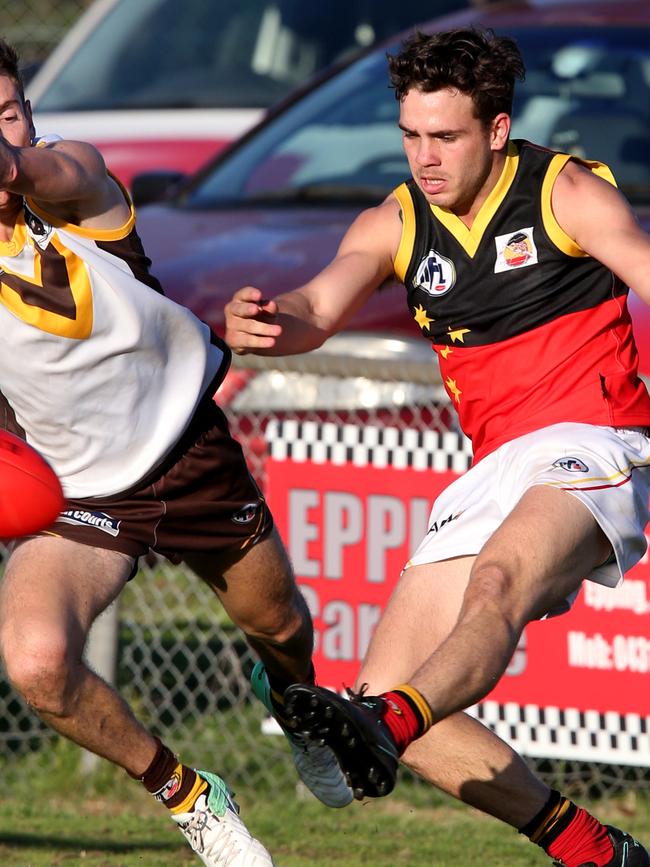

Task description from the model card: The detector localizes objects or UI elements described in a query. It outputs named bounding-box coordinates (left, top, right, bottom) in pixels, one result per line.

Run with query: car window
left=510, top=28, right=650, bottom=199
left=184, top=49, right=407, bottom=206
left=35, top=0, right=466, bottom=112
left=183, top=25, right=650, bottom=208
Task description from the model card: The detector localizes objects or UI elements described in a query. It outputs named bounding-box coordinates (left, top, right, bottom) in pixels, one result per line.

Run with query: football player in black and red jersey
left=225, top=28, right=650, bottom=867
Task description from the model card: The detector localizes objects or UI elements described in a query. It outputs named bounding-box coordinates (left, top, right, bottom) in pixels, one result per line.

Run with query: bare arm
left=552, top=160, right=650, bottom=305
left=0, top=137, right=129, bottom=227
left=224, top=197, right=402, bottom=355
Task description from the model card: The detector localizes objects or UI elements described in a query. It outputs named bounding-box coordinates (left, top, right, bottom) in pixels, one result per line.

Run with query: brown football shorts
left=39, top=394, right=273, bottom=566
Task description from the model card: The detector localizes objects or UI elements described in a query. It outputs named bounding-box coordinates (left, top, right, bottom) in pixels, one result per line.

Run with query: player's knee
left=464, top=560, right=521, bottom=621
left=243, top=592, right=312, bottom=647
left=1, top=629, right=76, bottom=714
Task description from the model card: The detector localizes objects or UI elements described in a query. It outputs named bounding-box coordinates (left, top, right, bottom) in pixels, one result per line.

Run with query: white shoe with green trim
left=172, top=770, right=274, bottom=866
left=250, top=661, right=353, bottom=808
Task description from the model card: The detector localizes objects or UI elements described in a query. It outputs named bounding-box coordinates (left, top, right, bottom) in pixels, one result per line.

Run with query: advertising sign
left=266, top=420, right=650, bottom=765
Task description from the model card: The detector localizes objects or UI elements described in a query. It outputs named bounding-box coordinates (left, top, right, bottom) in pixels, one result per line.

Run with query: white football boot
left=172, top=771, right=274, bottom=866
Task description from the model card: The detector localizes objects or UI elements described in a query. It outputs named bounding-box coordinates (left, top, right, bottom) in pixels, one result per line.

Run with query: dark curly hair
left=388, top=28, right=525, bottom=126
left=0, top=38, right=26, bottom=103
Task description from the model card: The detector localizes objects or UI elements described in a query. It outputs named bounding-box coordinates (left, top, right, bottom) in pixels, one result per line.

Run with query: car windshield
left=35, top=0, right=463, bottom=112
left=182, top=25, right=650, bottom=207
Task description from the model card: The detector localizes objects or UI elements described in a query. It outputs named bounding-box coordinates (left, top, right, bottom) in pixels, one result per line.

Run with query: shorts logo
left=494, top=227, right=538, bottom=273
left=414, top=249, right=456, bottom=296
left=57, top=509, right=121, bottom=537
left=232, top=502, right=259, bottom=524
left=427, top=510, right=464, bottom=535
left=553, top=457, right=589, bottom=473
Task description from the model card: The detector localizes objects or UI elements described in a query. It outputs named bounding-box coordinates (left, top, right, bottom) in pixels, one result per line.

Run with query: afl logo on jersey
left=415, top=249, right=456, bottom=297
left=494, top=227, right=538, bottom=273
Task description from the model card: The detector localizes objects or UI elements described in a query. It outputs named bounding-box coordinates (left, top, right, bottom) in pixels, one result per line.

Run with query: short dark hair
left=388, top=28, right=525, bottom=125
left=0, top=38, right=26, bottom=102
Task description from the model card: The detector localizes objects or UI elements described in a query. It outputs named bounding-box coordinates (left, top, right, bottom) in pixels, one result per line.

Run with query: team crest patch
left=414, top=249, right=456, bottom=296
left=23, top=204, right=53, bottom=248
left=154, top=770, right=182, bottom=802
left=494, top=227, right=538, bottom=273
left=57, top=509, right=121, bottom=537
left=552, top=457, right=589, bottom=473
left=232, top=502, right=259, bottom=524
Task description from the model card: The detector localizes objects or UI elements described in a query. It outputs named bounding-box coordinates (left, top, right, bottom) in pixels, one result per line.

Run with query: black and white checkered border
left=266, top=419, right=473, bottom=474
left=469, top=701, right=650, bottom=767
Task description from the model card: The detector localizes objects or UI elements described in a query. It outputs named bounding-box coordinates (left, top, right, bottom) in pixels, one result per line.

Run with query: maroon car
left=136, top=0, right=650, bottom=393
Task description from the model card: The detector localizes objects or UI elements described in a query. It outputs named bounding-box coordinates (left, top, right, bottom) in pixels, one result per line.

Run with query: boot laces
left=181, top=806, right=241, bottom=866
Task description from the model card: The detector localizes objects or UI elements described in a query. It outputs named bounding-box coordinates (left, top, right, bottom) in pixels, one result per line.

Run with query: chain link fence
left=0, top=350, right=649, bottom=804
left=2, top=0, right=91, bottom=69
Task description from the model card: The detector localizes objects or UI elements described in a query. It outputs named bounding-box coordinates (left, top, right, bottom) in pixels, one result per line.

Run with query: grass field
left=1, top=771, right=649, bottom=866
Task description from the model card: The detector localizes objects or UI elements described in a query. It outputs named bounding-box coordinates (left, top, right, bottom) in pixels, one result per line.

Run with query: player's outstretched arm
left=553, top=161, right=650, bottom=305
left=224, top=197, right=401, bottom=356
left=0, top=136, right=124, bottom=222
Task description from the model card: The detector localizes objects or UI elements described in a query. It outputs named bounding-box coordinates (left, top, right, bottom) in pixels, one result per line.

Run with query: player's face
left=399, top=87, right=509, bottom=221
left=0, top=74, right=34, bottom=208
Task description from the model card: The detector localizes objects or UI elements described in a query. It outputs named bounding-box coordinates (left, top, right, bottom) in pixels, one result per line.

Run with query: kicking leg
left=286, top=486, right=608, bottom=795
left=352, top=556, right=549, bottom=827
left=407, top=485, right=611, bottom=721
left=285, top=487, right=644, bottom=865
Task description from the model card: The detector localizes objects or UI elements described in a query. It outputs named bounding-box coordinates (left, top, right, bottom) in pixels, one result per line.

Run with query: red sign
left=267, top=458, right=453, bottom=690
left=266, top=451, right=650, bottom=731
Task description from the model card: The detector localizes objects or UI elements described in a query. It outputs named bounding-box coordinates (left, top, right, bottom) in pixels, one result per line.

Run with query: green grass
left=1, top=769, right=649, bottom=866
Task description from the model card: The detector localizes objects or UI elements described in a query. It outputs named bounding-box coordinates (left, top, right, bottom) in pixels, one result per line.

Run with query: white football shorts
left=406, top=422, right=650, bottom=590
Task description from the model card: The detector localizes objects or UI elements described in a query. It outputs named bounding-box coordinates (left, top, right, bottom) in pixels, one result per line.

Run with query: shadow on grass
left=0, top=831, right=176, bottom=853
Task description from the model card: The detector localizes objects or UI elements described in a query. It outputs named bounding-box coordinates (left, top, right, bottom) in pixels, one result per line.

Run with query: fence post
left=80, top=598, right=120, bottom=774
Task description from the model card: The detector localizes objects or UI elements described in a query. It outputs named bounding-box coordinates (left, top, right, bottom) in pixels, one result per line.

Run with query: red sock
left=546, top=809, right=613, bottom=867
left=379, top=685, right=433, bottom=755
left=519, top=790, right=613, bottom=867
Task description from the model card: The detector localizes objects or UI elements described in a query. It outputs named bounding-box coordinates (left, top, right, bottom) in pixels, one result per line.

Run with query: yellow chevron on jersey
left=428, top=140, right=520, bottom=258
left=0, top=213, right=93, bottom=339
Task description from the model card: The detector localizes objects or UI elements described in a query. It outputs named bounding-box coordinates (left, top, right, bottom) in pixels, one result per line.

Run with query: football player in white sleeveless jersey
left=0, top=39, right=351, bottom=867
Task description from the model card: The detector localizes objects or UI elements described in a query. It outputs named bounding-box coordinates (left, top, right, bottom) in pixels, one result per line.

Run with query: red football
left=0, top=430, right=64, bottom=539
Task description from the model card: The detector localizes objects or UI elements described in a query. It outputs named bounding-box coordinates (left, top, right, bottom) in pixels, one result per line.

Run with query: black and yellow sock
left=136, top=738, right=208, bottom=815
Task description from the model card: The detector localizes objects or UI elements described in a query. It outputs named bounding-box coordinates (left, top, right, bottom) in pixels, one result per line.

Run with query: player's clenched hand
left=0, top=135, right=17, bottom=189
left=224, top=286, right=282, bottom=355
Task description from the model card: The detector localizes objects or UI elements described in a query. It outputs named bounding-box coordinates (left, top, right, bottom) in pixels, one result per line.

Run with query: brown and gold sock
left=135, top=738, right=208, bottom=815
